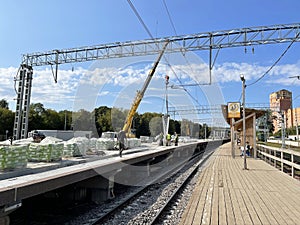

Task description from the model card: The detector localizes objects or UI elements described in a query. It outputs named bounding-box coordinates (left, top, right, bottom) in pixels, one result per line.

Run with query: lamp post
left=64, top=110, right=67, bottom=131
left=240, top=74, right=247, bottom=170
left=281, top=112, right=286, bottom=148
left=296, top=118, right=299, bottom=141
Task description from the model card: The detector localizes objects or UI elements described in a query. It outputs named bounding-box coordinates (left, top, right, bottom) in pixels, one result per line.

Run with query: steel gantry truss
left=22, top=23, right=300, bottom=66
left=168, top=103, right=278, bottom=116
left=14, top=23, right=300, bottom=139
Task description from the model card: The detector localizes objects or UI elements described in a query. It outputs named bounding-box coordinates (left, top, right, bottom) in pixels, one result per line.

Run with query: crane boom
left=122, top=41, right=169, bottom=134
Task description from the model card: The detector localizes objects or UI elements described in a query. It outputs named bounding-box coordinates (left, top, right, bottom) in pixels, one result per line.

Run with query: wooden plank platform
left=180, top=143, right=300, bottom=225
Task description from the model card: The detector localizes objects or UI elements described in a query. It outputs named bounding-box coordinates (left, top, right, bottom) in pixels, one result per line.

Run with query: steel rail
left=91, top=146, right=207, bottom=225
left=147, top=149, right=215, bottom=225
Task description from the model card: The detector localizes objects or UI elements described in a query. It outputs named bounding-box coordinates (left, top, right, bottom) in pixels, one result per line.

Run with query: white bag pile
left=40, top=136, right=63, bottom=144
left=89, top=138, right=98, bottom=151
left=66, top=137, right=89, bottom=156
left=63, top=142, right=79, bottom=158
left=126, top=138, right=141, bottom=149
left=28, top=143, right=64, bottom=162
left=13, top=137, right=34, bottom=145
left=0, top=145, right=28, bottom=170
left=96, top=138, right=116, bottom=150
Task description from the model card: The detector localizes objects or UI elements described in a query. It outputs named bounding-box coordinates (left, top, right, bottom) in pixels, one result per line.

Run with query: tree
left=0, top=108, right=14, bottom=139
left=28, top=103, right=46, bottom=131
left=58, top=110, right=72, bottom=130
left=149, top=116, right=163, bottom=136
left=94, top=106, right=113, bottom=136
left=43, top=109, right=63, bottom=130
left=136, top=112, right=163, bottom=137
left=174, top=120, right=181, bottom=134
left=111, top=107, right=127, bottom=132
left=199, top=123, right=210, bottom=139
left=72, top=109, right=97, bottom=135
left=0, top=99, right=9, bottom=109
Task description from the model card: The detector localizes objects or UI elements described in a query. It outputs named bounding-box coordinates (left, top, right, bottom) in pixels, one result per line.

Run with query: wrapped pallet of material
left=73, top=137, right=88, bottom=156
left=63, top=142, right=77, bottom=158
left=0, top=145, right=28, bottom=170
left=28, top=143, right=51, bottom=162
left=89, top=138, right=97, bottom=151
left=0, top=140, right=11, bottom=145
left=13, top=137, right=34, bottom=145
left=64, top=137, right=88, bottom=156
left=72, top=143, right=85, bottom=156
left=28, top=143, right=63, bottom=162
left=51, top=143, right=64, bottom=161
left=126, top=138, right=141, bottom=149
left=40, top=136, right=63, bottom=144
left=96, top=138, right=115, bottom=150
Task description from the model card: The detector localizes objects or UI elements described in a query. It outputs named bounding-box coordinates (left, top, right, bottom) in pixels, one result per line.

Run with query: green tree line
left=0, top=99, right=210, bottom=140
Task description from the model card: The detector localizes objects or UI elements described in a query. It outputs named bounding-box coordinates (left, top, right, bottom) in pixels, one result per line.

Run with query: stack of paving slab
left=0, top=145, right=28, bottom=170
left=89, top=138, right=98, bottom=151
left=64, top=137, right=88, bottom=157
left=0, top=135, right=143, bottom=169
left=28, top=142, right=64, bottom=162
left=63, top=142, right=79, bottom=158
left=95, top=138, right=142, bottom=150
left=126, top=138, right=141, bottom=149
left=96, top=138, right=116, bottom=150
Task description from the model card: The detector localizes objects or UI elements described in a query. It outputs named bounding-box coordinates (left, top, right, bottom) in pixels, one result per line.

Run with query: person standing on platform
left=246, top=141, right=251, bottom=156
left=240, top=146, right=244, bottom=157
left=158, top=132, right=163, bottom=146
left=118, top=130, right=126, bottom=157
left=174, top=132, right=179, bottom=146
left=166, top=133, right=171, bottom=146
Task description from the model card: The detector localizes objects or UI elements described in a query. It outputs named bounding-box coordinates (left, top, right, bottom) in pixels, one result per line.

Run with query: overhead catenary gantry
left=14, top=23, right=300, bottom=140
left=168, top=103, right=278, bottom=116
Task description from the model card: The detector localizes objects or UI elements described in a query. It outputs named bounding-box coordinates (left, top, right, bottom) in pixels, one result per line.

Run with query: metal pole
left=296, top=111, right=299, bottom=140
left=165, top=75, right=169, bottom=116
left=296, top=121, right=299, bottom=141
left=241, top=75, right=247, bottom=169
left=231, top=118, right=235, bottom=158
left=64, top=110, right=67, bottom=130
left=281, top=112, right=286, bottom=148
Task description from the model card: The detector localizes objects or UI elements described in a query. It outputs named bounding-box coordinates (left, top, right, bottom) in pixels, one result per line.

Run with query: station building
left=269, top=89, right=300, bottom=134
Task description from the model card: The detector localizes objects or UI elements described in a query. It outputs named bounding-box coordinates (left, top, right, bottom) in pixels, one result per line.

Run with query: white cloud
left=0, top=66, right=84, bottom=109
left=1, top=60, right=299, bottom=110
left=212, top=61, right=300, bottom=85
left=97, top=91, right=110, bottom=96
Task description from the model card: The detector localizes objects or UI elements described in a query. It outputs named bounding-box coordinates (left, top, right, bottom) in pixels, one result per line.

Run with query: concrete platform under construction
left=0, top=139, right=226, bottom=223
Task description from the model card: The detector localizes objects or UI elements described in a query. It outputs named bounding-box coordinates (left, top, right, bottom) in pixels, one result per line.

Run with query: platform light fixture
left=240, top=73, right=245, bottom=82
left=240, top=74, right=247, bottom=170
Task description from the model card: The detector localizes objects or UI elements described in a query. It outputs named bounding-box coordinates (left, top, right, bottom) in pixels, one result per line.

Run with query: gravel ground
left=71, top=152, right=210, bottom=225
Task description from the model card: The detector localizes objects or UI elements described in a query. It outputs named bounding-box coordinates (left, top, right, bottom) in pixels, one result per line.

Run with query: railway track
left=89, top=148, right=214, bottom=225
left=9, top=141, right=225, bottom=225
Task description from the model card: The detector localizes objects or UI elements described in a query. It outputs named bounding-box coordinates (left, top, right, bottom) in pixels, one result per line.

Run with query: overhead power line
left=127, top=0, right=202, bottom=107
left=127, top=0, right=154, bottom=39
left=162, top=0, right=177, bottom=36
left=247, top=32, right=300, bottom=87
left=289, top=75, right=300, bottom=80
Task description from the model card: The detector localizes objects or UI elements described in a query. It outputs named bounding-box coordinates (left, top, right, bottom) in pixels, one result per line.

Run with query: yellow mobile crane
left=122, top=41, right=169, bottom=137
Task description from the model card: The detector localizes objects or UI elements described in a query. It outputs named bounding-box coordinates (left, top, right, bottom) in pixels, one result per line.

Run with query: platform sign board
left=227, top=102, right=241, bottom=119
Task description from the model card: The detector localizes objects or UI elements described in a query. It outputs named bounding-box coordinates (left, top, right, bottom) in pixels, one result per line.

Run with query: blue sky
left=0, top=0, right=300, bottom=122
